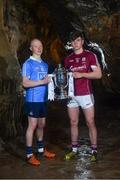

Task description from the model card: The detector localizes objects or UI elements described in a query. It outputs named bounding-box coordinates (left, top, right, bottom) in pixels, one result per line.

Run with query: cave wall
left=0, top=0, right=22, bottom=137
left=0, top=1, right=22, bottom=79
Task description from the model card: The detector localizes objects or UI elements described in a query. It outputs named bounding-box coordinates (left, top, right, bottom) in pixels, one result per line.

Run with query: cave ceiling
left=14, top=0, right=120, bottom=42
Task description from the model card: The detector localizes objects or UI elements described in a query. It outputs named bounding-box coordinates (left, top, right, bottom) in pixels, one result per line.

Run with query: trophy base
left=54, top=88, right=68, bottom=100
left=55, top=94, right=68, bottom=100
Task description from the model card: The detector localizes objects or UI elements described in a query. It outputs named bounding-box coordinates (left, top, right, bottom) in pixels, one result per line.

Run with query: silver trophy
left=54, top=64, right=68, bottom=100
left=48, top=64, right=74, bottom=101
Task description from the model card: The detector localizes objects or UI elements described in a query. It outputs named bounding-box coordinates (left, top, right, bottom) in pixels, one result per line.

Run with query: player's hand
left=73, top=72, right=83, bottom=78
left=42, top=76, right=51, bottom=84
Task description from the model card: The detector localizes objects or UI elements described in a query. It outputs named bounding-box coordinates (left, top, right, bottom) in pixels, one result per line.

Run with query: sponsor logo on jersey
left=71, top=65, right=87, bottom=72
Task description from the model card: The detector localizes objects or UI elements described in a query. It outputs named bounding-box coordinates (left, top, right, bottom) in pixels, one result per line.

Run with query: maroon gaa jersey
left=64, top=50, right=99, bottom=96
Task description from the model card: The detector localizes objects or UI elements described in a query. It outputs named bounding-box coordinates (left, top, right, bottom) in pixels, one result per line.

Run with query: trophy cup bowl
left=54, top=64, right=68, bottom=100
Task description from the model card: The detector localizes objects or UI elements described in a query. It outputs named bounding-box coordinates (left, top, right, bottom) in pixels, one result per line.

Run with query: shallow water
left=0, top=96, right=120, bottom=179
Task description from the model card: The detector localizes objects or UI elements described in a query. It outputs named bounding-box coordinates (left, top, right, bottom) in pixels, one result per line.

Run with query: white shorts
left=67, top=94, right=94, bottom=109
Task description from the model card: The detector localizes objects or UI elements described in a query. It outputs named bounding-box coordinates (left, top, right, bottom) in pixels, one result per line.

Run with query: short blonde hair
left=30, top=38, right=42, bottom=48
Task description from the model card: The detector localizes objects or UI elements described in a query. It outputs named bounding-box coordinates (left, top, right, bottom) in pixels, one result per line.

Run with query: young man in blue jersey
left=22, top=38, right=55, bottom=166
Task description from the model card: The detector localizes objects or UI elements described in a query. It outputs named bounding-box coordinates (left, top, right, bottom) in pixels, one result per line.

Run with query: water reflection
left=74, top=145, right=95, bottom=179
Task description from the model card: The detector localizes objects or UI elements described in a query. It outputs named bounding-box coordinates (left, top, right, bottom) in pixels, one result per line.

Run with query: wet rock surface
left=0, top=94, right=120, bottom=179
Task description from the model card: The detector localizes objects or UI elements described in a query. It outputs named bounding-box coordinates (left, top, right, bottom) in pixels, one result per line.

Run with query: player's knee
left=86, top=119, right=95, bottom=127
left=70, top=119, right=78, bottom=126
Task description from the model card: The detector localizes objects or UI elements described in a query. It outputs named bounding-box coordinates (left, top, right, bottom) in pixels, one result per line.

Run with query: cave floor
left=0, top=95, right=120, bottom=179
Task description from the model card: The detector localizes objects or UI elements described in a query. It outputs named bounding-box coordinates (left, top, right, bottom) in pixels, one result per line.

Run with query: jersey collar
left=30, top=56, right=42, bottom=63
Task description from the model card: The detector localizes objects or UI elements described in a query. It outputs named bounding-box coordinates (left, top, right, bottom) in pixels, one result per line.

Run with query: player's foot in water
left=37, top=148, right=56, bottom=158
left=27, top=154, right=40, bottom=166
left=43, top=149, right=56, bottom=158
left=64, top=151, right=78, bottom=160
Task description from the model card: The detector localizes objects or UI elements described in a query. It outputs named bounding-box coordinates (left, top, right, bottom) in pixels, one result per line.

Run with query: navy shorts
left=24, top=102, right=47, bottom=118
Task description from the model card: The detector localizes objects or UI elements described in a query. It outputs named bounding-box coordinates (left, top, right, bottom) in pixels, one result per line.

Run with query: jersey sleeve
left=22, top=61, right=31, bottom=79
left=89, top=52, right=99, bottom=70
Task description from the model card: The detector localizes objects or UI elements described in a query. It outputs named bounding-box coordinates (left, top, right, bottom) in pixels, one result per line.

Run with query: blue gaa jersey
left=22, top=56, right=48, bottom=102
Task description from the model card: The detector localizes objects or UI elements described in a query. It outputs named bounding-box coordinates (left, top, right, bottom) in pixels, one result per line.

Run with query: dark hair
left=69, top=30, right=84, bottom=42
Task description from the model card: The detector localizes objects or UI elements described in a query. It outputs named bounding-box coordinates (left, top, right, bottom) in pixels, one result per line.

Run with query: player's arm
left=73, top=64, right=102, bottom=79
left=22, top=76, right=50, bottom=88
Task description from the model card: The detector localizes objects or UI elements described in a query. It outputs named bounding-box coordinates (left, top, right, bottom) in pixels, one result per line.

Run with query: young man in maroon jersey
left=64, top=30, right=102, bottom=161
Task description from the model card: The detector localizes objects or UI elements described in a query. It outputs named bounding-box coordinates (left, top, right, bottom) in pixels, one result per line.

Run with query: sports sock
left=72, top=144, right=79, bottom=153
left=37, top=140, right=44, bottom=153
left=26, top=146, right=33, bottom=158
left=91, top=144, right=97, bottom=153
